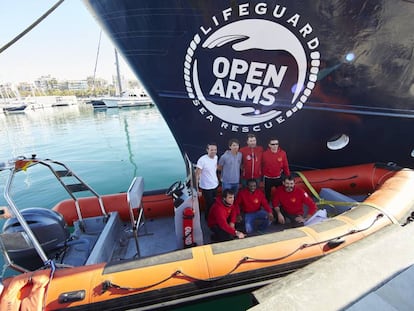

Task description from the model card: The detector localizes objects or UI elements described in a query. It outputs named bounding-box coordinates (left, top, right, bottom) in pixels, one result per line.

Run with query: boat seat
left=85, top=212, right=122, bottom=265
left=127, top=177, right=150, bottom=257
left=318, top=188, right=357, bottom=216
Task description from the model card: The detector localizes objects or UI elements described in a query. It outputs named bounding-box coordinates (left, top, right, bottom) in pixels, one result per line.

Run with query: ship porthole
left=327, top=134, right=349, bottom=150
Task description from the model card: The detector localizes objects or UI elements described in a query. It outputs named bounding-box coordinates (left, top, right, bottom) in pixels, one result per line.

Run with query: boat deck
left=124, top=211, right=287, bottom=261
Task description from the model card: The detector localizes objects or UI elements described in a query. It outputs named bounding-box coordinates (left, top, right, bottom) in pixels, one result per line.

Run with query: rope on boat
left=100, top=213, right=383, bottom=294
left=295, top=170, right=403, bottom=224
left=402, top=211, right=414, bottom=227
left=101, top=271, right=181, bottom=294
left=295, top=170, right=359, bottom=212
left=295, top=171, right=321, bottom=200
left=0, top=0, right=65, bottom=54
left=361, top=203, right=399, bottom=224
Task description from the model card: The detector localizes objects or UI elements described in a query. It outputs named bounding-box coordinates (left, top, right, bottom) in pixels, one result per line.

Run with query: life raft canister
left=183, top=207, right=196, bottom=248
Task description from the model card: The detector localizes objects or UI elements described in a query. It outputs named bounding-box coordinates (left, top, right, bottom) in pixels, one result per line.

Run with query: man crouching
left=208, top=189, right=245, bottom=242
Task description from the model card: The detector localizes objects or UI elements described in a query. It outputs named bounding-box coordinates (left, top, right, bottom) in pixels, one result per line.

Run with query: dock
left=249, top=222, right=414, bottom=310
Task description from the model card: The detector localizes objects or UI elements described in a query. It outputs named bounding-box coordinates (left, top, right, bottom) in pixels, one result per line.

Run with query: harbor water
left=0, top=104, right=254, bottom=310
left=0, top=104, right=185, bottom=208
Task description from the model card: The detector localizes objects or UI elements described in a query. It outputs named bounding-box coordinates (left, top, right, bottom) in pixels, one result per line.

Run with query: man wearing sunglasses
left=262, top=138, right=290, bottom=201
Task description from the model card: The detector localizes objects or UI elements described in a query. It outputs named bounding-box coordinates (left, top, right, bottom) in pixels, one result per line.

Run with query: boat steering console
left=166, top=181, right=186, bottom=207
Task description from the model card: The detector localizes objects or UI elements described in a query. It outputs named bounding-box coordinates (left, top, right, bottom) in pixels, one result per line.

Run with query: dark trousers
left=264, top=176, right=282, bottom=201
left=280, top=208, right=304, bottom=228
left=210, top=225, right=234, bottom=242
left=201, top=187, right=217, bottom=219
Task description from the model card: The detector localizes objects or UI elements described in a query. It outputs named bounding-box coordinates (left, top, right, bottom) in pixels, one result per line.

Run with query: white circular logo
left=184, top=4, right=320, bottom=132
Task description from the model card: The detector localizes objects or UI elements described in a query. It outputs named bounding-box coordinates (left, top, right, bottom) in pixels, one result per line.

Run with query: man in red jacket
left=262, top=138, right=290, bottom=201
left=208, top=189, right=246, bottom=242
left=272, top=175, right=317, bottom=227
left=236, top=179, right=274, bottom=234
left=240, top=134, right=263, bottom=188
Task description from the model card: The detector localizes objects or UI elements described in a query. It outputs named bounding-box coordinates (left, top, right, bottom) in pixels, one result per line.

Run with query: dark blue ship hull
left=83, top=0, right=414, bottom=169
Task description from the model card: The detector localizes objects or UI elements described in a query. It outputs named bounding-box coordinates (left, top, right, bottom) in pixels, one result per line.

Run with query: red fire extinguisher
left=183, top=207, right=196, bottom=248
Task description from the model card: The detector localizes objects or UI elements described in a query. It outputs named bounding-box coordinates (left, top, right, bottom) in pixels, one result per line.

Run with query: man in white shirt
left=196, top=143, right=219, bottom=219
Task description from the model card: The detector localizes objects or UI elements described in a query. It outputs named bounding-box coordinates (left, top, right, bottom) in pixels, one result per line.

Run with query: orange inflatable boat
left=0, top=157, right=413, bottom=310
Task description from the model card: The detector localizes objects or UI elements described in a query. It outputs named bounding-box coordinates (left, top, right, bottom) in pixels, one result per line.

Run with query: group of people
left=195, top=134, right=317, bottom=242
left=0, top=135, right=317, bottom=244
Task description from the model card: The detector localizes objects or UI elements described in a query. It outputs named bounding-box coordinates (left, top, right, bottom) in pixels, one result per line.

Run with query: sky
left=0, top=1, right=136, bottom=84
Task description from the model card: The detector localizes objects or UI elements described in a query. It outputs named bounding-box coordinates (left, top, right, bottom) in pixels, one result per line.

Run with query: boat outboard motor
left=1, top=208, right=70, bottom=270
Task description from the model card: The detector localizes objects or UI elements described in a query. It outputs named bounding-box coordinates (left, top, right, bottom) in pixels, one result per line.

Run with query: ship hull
left=82, top=0, right=414, bottom=168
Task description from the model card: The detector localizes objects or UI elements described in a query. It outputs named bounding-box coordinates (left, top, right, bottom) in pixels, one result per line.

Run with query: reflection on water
left=0, top=104, right=185, bottom=209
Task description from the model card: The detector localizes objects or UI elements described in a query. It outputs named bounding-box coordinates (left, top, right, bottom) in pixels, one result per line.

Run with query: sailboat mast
left=92, top=30, right=102, bottom=97
left=114, top=48, right=122, bottom=96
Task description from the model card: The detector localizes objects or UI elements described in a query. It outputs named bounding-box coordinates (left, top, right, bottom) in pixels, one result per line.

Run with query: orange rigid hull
left=2, top=166, right=414, bottom=310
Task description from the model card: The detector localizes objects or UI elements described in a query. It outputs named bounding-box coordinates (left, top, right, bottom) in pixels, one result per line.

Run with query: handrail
left=46, top=159, right=108, bottom=220
left=3, top=165, right=49, bottom=265
left=0, top=155, right=108, bottom=269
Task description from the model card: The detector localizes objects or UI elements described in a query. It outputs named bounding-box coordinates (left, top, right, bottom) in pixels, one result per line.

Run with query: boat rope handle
left=402, top=211, right=414, bottom=226
left=100, top=214, right=383, bottom=293
left=101, top=271, right=181, bottom=294
left=359, top=203, right=399, bottom=224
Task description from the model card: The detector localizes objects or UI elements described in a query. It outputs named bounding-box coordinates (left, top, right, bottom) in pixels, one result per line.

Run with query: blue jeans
left=222, top=182, right=240, bottom=196
left=244, top=209, right=271, bottom=234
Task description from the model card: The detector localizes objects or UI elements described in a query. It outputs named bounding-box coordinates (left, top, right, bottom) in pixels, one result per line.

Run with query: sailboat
left=0, top=85, right=28, bottom=114
left=92, top=49, right=153, bottom=109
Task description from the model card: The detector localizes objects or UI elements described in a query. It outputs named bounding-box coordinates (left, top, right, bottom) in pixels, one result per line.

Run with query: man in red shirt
left=262, top=138, right=290, bottom=201
left=208, top=189, right=246, bottom=242
left=240, top=134, right=263, bottom=187
left=236, top=179, right=274, bottom=234
left=272, top=175, right=317, bottom=227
